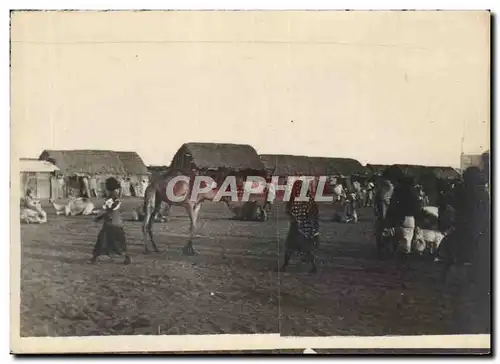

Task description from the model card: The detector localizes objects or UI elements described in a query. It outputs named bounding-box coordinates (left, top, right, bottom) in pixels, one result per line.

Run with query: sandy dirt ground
left=19, top=198, right=489, bottom=338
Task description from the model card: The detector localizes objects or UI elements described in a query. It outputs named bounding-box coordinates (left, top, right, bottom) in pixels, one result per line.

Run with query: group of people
left=22, top=167, right=490, bottom=278
left=19, top=176, right=132, bottom=264
left=330, top=177, right=375, bottom=224
left=80, top=175, right=150, bottom=199
left=280, top=166, right=490, bottom=276
left=373, top=166, right=490, bottom=265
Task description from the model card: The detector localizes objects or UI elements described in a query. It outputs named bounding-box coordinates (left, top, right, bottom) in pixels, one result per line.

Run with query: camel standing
left=142, top=169, right=272, bottom=255
left=141, top=169, right=221, bottom=255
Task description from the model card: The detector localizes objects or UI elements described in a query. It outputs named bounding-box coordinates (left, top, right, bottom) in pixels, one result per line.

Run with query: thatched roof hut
left=39, top=149, right=148, bottom=176
left=260, top=154, right=367, bottom=177
left=40, top=150, right=126, bottom=175
left=171, top=143, right=265, bottom=172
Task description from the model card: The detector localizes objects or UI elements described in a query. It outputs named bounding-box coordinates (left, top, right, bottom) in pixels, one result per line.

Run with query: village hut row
left=25, top=150, right=151, bottom=199
left=258, top=153, right=369, bottom=194
left=22, top=142, right=472, bottom=201
left=21, top=143, right=268, bottom=200
left=166, top=145, right=372, bottom=192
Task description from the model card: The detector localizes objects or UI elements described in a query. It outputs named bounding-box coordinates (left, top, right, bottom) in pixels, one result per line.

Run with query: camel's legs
left=161, top=203, right=172, bottom=222
left=149, top=201, right=162, bottom=253
left=182, top=201, right=202, bottom=256
left=142, top=192, right=162, bottom=254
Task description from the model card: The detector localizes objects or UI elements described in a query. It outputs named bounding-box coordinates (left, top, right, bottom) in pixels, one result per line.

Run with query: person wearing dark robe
left=438, top=167, right=489, bottom=265
left=384, top=176, right=421, bottom=229
left=376, top=174, right=420, bottom=258
left=281, top=179, right=320, bottom=273
left=438, top=167, right=490, bottom=333
left=90, top=177, right=131, bottom=265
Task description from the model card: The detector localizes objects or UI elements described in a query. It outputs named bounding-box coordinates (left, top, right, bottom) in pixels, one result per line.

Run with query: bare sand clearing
left=20, top=199, right=485, bottom=337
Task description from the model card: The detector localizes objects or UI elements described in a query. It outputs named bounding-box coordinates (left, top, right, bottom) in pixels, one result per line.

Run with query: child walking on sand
left=90, top=177, right=131, bottom=264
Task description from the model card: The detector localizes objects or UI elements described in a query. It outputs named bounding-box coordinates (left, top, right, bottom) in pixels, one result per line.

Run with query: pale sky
left=11, top=11, right=490, bottom=168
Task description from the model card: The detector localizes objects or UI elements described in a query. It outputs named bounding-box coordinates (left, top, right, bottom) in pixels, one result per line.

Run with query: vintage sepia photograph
left=10, top=9, right=491, bottom=354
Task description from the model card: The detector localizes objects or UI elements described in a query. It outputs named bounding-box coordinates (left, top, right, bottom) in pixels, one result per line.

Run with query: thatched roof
left=260, top=154, right=313, bottom=175
left=116, top=151, right=149, bottom=175
left=390, top=164, right=430, bottom=178
left=326, top=157, right=368, bottom=176
left=39, top=149, right=148, bottom=176
left=381, top=164, right=460, bottom=180
left=172, top=142, right=265, bottom=171
left=260, top=154, right=367, bottom=176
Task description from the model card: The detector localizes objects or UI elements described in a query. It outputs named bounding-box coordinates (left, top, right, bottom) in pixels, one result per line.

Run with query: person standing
left=384, top=176, right=421, bottom=254
left=119, top=176, right=127, bottom=198
left=264, top=178, right=276, bottom=211
left=89, top=176, right=98, bottom=198
left=343, top=190, right=359, bottom=223
left=281, top=180, right=320, bottom=273
left=366, top=181, right=375, bottom=207
left=141, top=177, right=149, bottom=198
left=438, top=167, right=491, bottom=333
left=91, top=177, right=131, bottom=265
